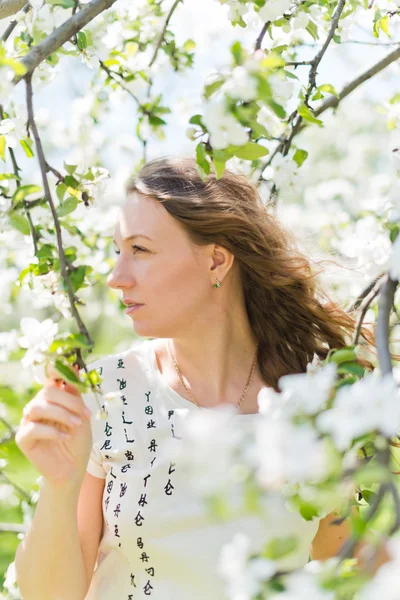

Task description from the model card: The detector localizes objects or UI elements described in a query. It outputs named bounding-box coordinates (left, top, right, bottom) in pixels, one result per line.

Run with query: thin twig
left=149, top=0, right=182, bottom=68
left=13, top=0, right=118, bottom=83
left=305, top=0, right=347, bottom=105
left=347, top=275, right=385, bottom=313
left=25, top=73, right=94, bottom=354
left=1, top=1, right=30, bottom=42
left=254, top=21, right=271, bottom=51
left=99, top=60, right=142, bottom=108
left=260, top=44, right=400, bottom=180
left=313, top=45, right=400, bottom=118
left=352, top=277, right=385, bottom=345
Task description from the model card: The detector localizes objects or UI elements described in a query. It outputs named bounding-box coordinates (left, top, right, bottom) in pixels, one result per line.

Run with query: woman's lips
left=126, top=304, right=144, bottom=314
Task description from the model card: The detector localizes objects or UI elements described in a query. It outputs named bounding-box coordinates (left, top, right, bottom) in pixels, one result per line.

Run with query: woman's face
left=107, top=191, right=219, bottom=338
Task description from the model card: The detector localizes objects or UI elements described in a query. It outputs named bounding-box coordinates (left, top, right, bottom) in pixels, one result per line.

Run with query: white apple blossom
left=389, top=233, right=400, bottom=281
left=221, top=66, right=258, bottom=102
left=218, top=532, right=277, bottom=600
left=255, top=418, right=332, bottom=488
left=292, top=10, right=309, bottom=29
left=333, top=215, right=392, bottom=280
left=268, top=559, right=337, bottom=600
left=259, top=0, right=293, bottom=22
left=263, top=153, right=301, bottom=198
left=202, top=99, right=248, bottom=150
left=220, top=0, right=249, bottom=23
left=316, top=372, right=400, bottom=451
left=17, top=317, right=59, bottom=370
left=269, top=73, right=295, bottom=105
left=257, top=362, right=337, bottom=418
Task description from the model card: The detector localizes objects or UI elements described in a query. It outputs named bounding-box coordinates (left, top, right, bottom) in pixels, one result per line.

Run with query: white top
left=82, top=338, right=319, bottom=600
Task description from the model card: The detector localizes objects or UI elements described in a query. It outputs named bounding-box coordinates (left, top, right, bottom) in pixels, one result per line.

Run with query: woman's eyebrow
left=112, top=234, right=153, bottom=243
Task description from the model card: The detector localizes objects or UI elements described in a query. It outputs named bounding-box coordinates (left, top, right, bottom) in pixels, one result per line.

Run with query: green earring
left=214, top=278, right=221, bottom=288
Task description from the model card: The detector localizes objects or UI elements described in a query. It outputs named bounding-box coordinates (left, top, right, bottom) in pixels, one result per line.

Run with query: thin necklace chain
left=165, top=339, right=258, bottom=414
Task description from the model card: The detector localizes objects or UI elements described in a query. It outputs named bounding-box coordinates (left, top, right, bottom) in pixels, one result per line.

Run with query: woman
left=15, top=156, right=377, bottom=600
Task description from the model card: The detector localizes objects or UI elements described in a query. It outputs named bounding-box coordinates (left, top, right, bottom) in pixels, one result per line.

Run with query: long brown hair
left=126, top=155, right=376, bottom=391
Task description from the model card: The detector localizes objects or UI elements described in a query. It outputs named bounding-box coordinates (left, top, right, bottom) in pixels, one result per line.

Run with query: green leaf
left=196, top=142, right=210, bottom=175
left=212, top=157, right=226, bottom=179
left=337, top=362, right=366, bottom=377
left=36, top=244, right=54, bottom=259
left=329, top=348, right=358, bottom=364
left=263, top=536, right=298, bottom=560
left=9, top=213, right=31, bottom=235
left=183, top=39, right=196, bottom=52
left=293, top=149, right=308, bottom=167
left=46, top=0, right=75, bottom=7
left=232, top=142, right=269, bottom=160
left=390, top=225, right=399, bottom=243
left=0, top=136, right=6, bottom=161
left=64, top=175, right=79, bottom=188
left=318, top=83, right=339, bottom=98
left=231, top=40, right=244, bottom=64
left=267, top=99, right=286, bottom=119
left=204, top=79, right=225, bottom=100
left=189, top=114, right=204, bottom=127
left=48, top=359, right=87, bottom=393
left=12, top=184, right=41, bottom=205
left=149, top=115, right=167, bottom=127
left=297, top=103, right=323, bottom=126
left=0, top=57, right=27, bottom=76
left=361, top=489, right=377, bottom=505
left=49, top=333, right=93, bottom=352
left=56, top=182, right=68, bottom=202
left=306, top=20, right=319, bottom=41
left=64, top=163, right=77, bottom=175
left=68, top=265, right=88, bottom=293
left=20, top=137, right=34, bottom=158
left=0, top=173, right=21, bottom=181
left=56, top=196, right=78, bottom=217
left=77, top=31, right=87, bottom=50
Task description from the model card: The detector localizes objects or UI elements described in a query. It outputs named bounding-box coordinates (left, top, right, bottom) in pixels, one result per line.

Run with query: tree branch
left=149, top=0, right=182, bottom=68
left=254, top=21, right=271, bottom=51
left=0, top=0, right=25, bottom=20
left=25, top=73, right=94, bottom=355
left=13, top=0, right=118, bottom=83
left=313, top=44, right=400, bottom=118
left=1, top=1, right=30, bottom=42
left=376, top=274, right=398, bottom=376
left=305, top=0, right=346, bottom=105
left=260, top=44, right=400, bottom=182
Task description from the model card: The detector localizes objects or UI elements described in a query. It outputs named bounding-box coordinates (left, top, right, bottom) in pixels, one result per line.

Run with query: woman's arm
left=310, top=509, right=390, bottom=573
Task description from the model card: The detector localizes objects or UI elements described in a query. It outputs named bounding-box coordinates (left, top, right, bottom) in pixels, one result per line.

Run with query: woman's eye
left=113, top=245, right=146, bottom=255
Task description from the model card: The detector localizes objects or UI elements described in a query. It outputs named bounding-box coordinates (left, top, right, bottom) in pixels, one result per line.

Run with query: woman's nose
left=106, top=263, right=135, bottom=289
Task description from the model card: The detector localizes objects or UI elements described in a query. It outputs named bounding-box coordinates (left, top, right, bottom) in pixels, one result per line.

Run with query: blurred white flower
left=221, top=66, right=258, bottom=102
left=258, top=362, right=336, bottom=418
left=269, top=73, right=295, bottom=105
left=255, top=419, right=331, bottom=488
left=316, top=372, right=400, bottom=451
left=203, top=99, right=248, bottom=150
left=220, top=0, right=249, bottom=22
left=333, top=215, right=392, bottom=280
left=0, top=119, right=19, bottom=148
left=270, top=562, right=335, bottom=600
left=292, top=10, right=309, bottom=29
left=259, top=0, right=293, bottom=22
left=218, top=532, right=277, bottom=600
left=18, top=317, right=58, bottom=369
